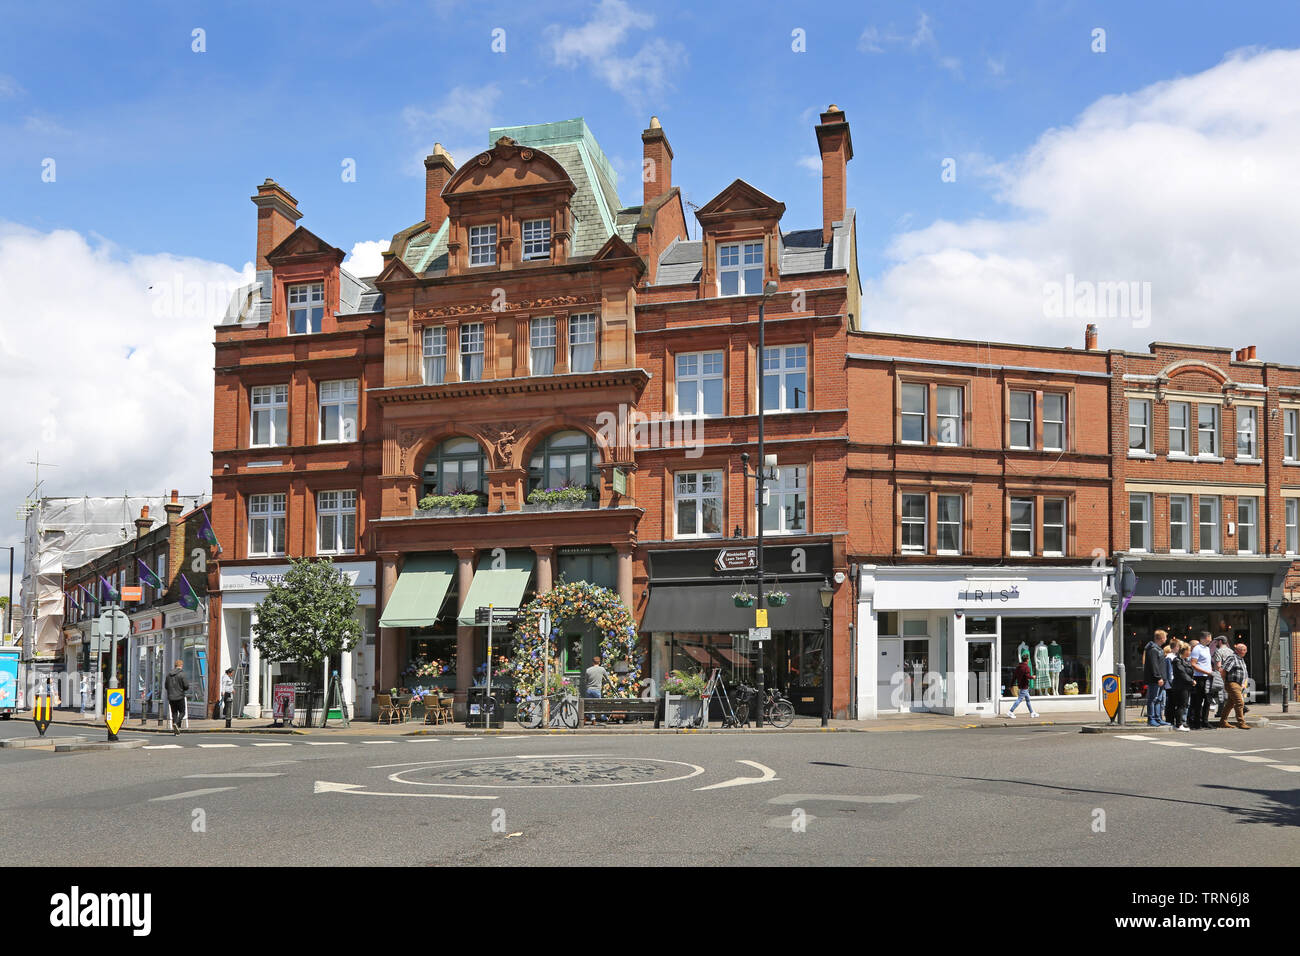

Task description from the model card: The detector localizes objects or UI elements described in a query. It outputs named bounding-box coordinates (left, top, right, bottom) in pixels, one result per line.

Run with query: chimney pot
left=1249, top=345, right=1258, bottom=360
left=171, top=490, right=179, bottom=502
left=1085, top=323, right=1099, bottom=350
left=140, top=506, right=149, bottom=520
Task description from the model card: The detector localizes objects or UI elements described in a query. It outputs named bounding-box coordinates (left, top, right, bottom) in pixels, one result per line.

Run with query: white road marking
left=1147, top=741, right=1196, bottom=747
left=1230, top=755, right=1278, bottom=763
left=694, top=760, right=779, bottom=791
left=305, top=741, right=348, bottom=746
left=142, top=745, right=182, bottom=750
left=184, top=773, right=285, bottom=779
left=1192, top=747, right=1238, bottom=754
left=252, top=743, right=292, bottom=747
left=1268, top=765, right=1300, bottom=772
left=150, top=787, right=236, bottom=801
left=1115, top=735, right=1156, bottom=741
left=313, top=780, right=497, bottom=799
left=362, top=740, right=397, bottom=745
left=768, top=793, right=922, bottom=805
left=197, top=743, right=238, bottom=749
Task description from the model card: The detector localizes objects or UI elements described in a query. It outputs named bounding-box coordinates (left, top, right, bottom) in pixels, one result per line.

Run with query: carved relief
left=413, top=293, right=597, bottom=321
left=397, top=428, right=421, bottom=472
left=482, top=422, right=527, bottom=466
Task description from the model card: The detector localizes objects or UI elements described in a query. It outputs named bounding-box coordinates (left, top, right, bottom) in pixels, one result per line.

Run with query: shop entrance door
left=878, top=638, right=905, bottom=713
left=968, top=641, right=993, bottom=712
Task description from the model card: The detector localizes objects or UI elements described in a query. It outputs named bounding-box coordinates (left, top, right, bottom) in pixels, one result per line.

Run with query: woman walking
left=1170, top=643, right=1196, bottom=731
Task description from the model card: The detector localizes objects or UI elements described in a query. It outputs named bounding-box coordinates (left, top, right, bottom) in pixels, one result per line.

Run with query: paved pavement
left=2, top=717, right=1296, bottom=865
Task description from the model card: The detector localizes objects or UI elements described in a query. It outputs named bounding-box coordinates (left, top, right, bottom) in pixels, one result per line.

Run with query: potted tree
left=662, top=669, right=708, bottom=727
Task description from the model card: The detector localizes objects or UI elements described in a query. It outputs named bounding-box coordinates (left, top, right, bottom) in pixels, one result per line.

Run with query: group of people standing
left=1142, top=629, right=1251, bottom=730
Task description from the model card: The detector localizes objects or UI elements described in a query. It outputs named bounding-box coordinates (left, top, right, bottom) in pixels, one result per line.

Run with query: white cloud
left=0, top=224, right=245, bottom=561
left=0, top=74, right=21, bottom=98
left=797, top=155, right=821, bottom=175
left=858, top=11, right=960, bottom=76
left=546, top=0, right=686, bottom=105
left=342, top=239, right=390, bottom=278
left=986, top=56, right=1006, bottom=77
left=862, top=48, right=1300, bottom=356
left=402, top=85, right=501, bottom=174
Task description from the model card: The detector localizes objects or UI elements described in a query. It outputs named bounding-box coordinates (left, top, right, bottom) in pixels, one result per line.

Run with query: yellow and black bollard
left=33, top=695, right=52, bottom=736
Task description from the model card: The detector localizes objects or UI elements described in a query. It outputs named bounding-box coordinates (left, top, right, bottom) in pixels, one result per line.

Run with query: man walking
left=1188, top=631, right=1215, bottom=729
left=1007, top=653, right=1038, bottom=718
left=164, top=660, right=189, bottom=736
left=1212, top=637, right=1234, bottom=721
left=583, top=654, right=610, bottom=727
left=1143, top=629, right=1169, bottom=727
left=1218, top=643, right=1251, bottom=729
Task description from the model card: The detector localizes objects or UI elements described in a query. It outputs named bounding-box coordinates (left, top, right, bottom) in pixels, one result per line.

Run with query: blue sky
left=3, top=0, right=1296, bottom=276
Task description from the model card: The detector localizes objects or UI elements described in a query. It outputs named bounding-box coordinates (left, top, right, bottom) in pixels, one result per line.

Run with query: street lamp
left=818, top=578, right=834, bottom=727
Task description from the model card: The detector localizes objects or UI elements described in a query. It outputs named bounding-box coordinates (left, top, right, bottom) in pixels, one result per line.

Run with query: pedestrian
left=1170, top=643, right=1196, bottom=731
left=1143, top=629, right=1169, bottom=727
left=582, top=654, right=609, bottom=725
left=220, top=667, right=234, bottom=720
left=1218, top=643, right=1251, bottom=729
left=164, top=660, right=189, bottom=736
left=78, top=673, right=89, bottom=716
left=1163, top=639, right=1180, bottom=724
left=1007, top=653, right=1039, bottom=718
left=1212, top=637, right=1234, bottom=721
left=1188, top=631, right=1215, bottom=729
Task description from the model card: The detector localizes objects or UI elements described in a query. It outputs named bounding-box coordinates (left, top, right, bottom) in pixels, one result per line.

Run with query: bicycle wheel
left=734, top=701, right=750, bottom=726
left=558, top=697, right=579, bottom=729
left=517, top=699, right=541, bottom=729
left=768, top=699, right=795, bottom=728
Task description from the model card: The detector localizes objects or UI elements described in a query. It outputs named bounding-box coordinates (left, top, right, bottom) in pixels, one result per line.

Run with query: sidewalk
left=40, top=702, right=1298, bottom=736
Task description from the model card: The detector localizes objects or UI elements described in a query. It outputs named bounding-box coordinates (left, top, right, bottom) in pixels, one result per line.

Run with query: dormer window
left=469, top=225, right=497, bottom=266
left=717, top=241, right=764, bottom=296
left=522, top=219, right=552, bottom=261
left=288, top=282, right=324, bottom=334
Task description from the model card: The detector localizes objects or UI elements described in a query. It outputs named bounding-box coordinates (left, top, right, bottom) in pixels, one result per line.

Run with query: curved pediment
left=1159, top=359, right=1230, bottom=386
left=443, top=136, right=576, bottom=197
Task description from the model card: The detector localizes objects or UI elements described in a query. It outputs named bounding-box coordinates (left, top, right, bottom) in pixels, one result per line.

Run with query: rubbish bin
left=465, top=686, right=504, bottom=728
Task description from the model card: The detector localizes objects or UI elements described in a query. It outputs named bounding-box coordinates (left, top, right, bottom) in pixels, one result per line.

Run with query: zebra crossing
left=1114, top=730, right=1300, bottom=773
left=139, top=735, right=528, bottom=751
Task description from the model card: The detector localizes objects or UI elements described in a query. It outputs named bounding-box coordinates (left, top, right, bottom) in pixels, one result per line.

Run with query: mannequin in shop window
left=1032, top=641, right=1051, bottom=693
left=1048, top=640, right=1063, bottom=694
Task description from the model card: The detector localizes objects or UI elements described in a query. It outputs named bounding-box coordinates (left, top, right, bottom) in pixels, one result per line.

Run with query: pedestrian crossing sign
left=105, top=688, right=126, bottom=736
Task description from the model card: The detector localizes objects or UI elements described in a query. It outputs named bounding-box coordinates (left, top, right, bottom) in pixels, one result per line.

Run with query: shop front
left=1119, top=557, right=1290, bottom=703
left=127, top=612, right=164, bottom=718
left=856, top=566, right=1111, bottom=718
left=641, top=542, right=846, bottom=716
left=216, top=560, right=377, bottom=719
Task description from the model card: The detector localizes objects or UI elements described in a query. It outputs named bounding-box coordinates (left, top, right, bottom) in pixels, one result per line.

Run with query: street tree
left=252, top=557, right=361, bottom=722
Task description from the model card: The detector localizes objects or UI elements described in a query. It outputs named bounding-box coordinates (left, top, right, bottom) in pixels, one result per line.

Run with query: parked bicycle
left=516, top=690, right=579, bottom=729
left=735, top=682, right=796, bottom=728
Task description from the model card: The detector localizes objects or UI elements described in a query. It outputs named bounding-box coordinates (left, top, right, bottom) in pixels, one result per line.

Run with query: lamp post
left=818, top=578, right=834, bottom=727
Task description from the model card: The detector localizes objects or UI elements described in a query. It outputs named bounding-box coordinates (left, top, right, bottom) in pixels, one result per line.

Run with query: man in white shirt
left=220, top=668, right=234, bottom=721
left=1188, top=631, right=1215, bottom=729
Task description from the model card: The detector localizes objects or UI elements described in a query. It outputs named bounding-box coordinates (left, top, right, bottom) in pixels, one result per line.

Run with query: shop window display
left=999, top=617, right=1091, bottom=697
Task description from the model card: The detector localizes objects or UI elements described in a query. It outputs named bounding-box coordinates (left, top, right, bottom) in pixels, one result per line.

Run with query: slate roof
left=221, top=267, right=383, bottom=326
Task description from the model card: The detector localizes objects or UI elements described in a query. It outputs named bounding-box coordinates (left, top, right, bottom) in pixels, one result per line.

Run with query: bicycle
left=516, top=691, right=579, bottom=729
left=735, top=683, right=795, bottom=728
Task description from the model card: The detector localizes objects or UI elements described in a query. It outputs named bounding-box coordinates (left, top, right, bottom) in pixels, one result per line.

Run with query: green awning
left=457, top=552, right=535, bottom=625
left=378, top=554, right=456, bottom=628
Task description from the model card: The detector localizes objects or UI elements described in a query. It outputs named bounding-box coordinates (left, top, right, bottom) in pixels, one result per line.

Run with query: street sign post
left=96, top=607, right=129, bottom=689
left=539, top=608, right=552, bottom=726
left=104, top=686, right=125, bottom=740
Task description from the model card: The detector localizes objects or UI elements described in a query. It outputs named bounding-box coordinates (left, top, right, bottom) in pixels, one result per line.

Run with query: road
left=1, top=721, right=1297, bottom=865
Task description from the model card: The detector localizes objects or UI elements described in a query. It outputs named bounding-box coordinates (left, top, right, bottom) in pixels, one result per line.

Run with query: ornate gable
left=265, top=226, right=345, bottom=265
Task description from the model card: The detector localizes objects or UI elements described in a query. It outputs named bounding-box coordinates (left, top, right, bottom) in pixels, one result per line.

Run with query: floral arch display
left=510, top=581, right=641, bottom=701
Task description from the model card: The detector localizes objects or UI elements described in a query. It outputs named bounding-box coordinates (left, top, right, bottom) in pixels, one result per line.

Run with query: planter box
left=523, top=500, right=593, bottom=512
left=415, top=506, right=487, bottom=518
left=766, top=594, right=789, bottom=606
left=734, top=597, right=755, bottom=608
left=663, top=694, right=704, bottom=728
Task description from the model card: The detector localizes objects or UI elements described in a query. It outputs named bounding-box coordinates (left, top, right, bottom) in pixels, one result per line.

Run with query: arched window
left=422, top=437, right=486, bottom=499
left=528, top=430, right=601, bottom=500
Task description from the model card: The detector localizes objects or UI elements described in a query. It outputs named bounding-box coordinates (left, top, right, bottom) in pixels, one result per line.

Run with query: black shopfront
left=1121, top=557, right=1290, bottom=703
left=640, top=543, right=837, bottom=716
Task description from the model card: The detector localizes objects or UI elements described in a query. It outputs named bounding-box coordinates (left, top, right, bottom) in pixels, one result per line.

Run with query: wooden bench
left=578, top=698, right=658, bottom=724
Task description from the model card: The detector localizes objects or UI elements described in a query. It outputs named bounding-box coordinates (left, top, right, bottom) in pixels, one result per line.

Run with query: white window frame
left=248, top=493, right=286, bottom=558
left=675, top=351, right=724, bottom=418
left=762, top=465, right=807, bottom=534
left=1169, top=494, right=1190, bottom=554
left=157, top=553, right=167, bottom=594
left=1010, top=391, right=1034, bottom=450
left=1169, top=401, right=1189, bottom=456
left=1287, top=499, right=1298, bottom=555
left=900, top=383, right=927, bottom=444
left=1198, top=495, right=1220, bottom=554
left=318, top=379, right=359, bottom=444
left=1042, top=393, right=1065, bottom=452
left=250, top=384, right=289, bottom=448
left=1237, top=497, right=1257, bottom=555
left=673, top=470, right=723, bottom=539
left=1128, top=399, right=1151, bottom=454
left=287, top=281, right=325, bottom=335
left=522, top=218, right=552, bottom=261
left=762, top=344, right=808, bottom=412
left=936, top=493, right=962, bottom=555
left=1197, top=404, right=1219, bottom=458
left=460, top=322, right=484, bottom=381
left=469, top=224, right=497, bottom=266
left=901, top=493, right=928, bottom=554
left=422, top=326, right=447, bottom=385
left=568, top=313, right=597, bottom=374
left=1236, top=406, right=1258, bottom=459
left=1128, top=493, right=1151, bottom=553
left=1043, top=497, right=1066, bottom=556
left=317, top=490, right=357, bottom=555
left=1010, top=497, right=1035, bottom=555
left=717, top=240, right=764, bottom=296
left=530, top=317, right=556, bottom=375
left=936, top=385, right=963, bottom=446
left=1285, top=409, right=1298, bottom=461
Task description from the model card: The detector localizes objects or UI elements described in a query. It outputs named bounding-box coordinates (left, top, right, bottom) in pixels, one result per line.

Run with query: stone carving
left=397, top=428, right=421, bottom=472
left=483, top=423, right=525, bottom=466
left=414, top=293, right=597, bottom=321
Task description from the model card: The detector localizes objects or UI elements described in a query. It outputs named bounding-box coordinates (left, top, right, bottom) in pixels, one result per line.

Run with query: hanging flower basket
left=733, top=591, right=755, bottom=608
left=767, top=591, right=790, bottom=607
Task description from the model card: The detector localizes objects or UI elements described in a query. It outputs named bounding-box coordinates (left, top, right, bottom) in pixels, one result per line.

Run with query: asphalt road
left=2, top=722, right=1297, bottom=866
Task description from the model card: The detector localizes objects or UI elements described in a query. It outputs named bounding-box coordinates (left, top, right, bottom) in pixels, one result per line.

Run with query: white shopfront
left=217, top=561, right=377, bottom=719
left=856, top=566, right=1112, bottom=718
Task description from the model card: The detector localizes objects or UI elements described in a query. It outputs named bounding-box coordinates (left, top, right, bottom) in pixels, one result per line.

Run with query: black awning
left=641, top=581, right=827, bottom=633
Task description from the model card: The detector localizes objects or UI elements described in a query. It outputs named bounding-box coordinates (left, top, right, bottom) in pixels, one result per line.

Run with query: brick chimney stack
left=424, top=144, right=456, bottom=230
left=815, top=104, right=854, bottom=244
left=163, top=491, right=185, bottom=599
left=641, top=116, right=674, bottom=206
left=135, top=505, right=152, bottom=539
left=251, top=179, right=302, bottom=271
left=1085, top=323, right=1099, bottom=350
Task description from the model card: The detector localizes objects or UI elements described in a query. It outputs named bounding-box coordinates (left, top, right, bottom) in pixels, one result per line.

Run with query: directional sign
left=96, top=608, right=129, bottom=651
left=714, top=548, right=758, bottom=572
left=475, top=606, right=519, bottom=625
left=120, top=586, right=142, bottom=603
left=1102, top=674, right=1121, bottom=722
left=105, top=688, right=126, bottom=737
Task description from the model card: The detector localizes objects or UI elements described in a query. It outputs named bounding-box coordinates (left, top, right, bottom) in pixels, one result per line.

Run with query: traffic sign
left=120, top=586, right=142, bottom=603
left=714, top=548, right=758, bottom=572
left=105, top=687, right=126, bottom=737
left=1102, top=674, right=1121, bottom=722
left=474, top=606, right=518, bottom=625
left=96, top=608, right=129, bottom=653
left=755, top=608, right=768, bottom=628
left=748, top=627, right=771, bottom=642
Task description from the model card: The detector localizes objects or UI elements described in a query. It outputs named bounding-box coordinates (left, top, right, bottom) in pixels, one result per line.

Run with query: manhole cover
left=390, top=756, right=705, bottom=789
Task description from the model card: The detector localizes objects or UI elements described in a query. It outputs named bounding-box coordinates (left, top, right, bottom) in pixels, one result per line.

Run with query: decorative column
left=246, top=608, right=262, bottom=718
left=615, top=544, right=635, bottom=610
left=454, top=547, right=477, bottom=707
left=377, top=556, right=400, bottom=698
left=534, top=545, right=555, bottom=595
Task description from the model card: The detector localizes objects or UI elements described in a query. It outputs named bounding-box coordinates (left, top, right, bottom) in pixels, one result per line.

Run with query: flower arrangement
left=417, top=493, right=480, bottom=511
left=766, top=590, right=790, bottom=607
left=733, top=590, right=755, bottom=608
left=403, top=654, right=453, bottom=679
left=508, top=581, right=641, bottom=705
left=662, top=669, right=708, bottom=698
left=526, top=486, right=589, bottom=505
